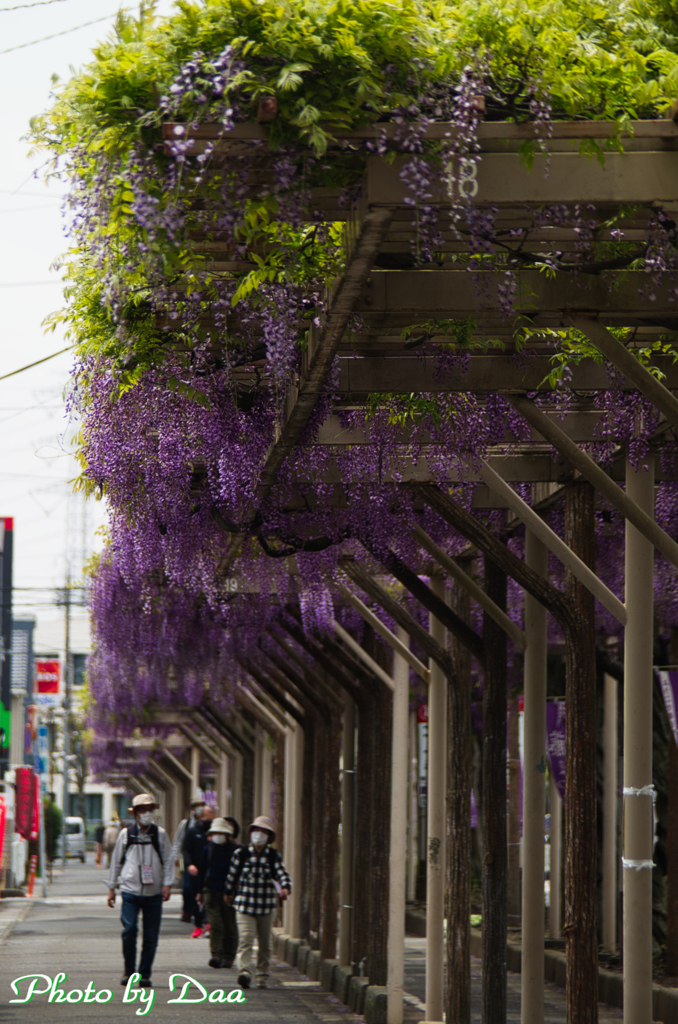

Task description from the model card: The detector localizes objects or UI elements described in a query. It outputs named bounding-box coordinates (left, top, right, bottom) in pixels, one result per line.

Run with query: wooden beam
left=479, top=461, right=627, bottom=625
left=339, top=558, right=454, bottom=675
left=411, top=523, right=526, bottom=650
left=332, top=621, right=395, bottom=692
left=338, top=585, right=430, bottom=683
left=355, top=270, right=678, bottom=319
left=337, top=354, right=678, bottom=395
left=507, top=394, right=678, bottom=569
left=367, top=151, right=678, bottom=206
left=571, top=316, right=678, bottom=432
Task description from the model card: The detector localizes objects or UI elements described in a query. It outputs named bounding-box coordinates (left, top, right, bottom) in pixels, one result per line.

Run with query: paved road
left=0, top=857, right=622, bottom=1023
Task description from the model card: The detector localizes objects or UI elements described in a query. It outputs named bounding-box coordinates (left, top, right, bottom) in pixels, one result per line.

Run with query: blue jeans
left=121, top=892, right=163, bottom=978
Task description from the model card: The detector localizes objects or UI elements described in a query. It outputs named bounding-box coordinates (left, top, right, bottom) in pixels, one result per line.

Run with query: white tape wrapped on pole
left=479, top=461, right=627, bottom=626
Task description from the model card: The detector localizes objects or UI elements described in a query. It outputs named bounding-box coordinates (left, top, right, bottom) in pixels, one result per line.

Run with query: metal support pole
left=339, top=698, right=356, bottom=967
left=261, top=737, right=272, bottom=818
left=387, top=629, right=409, bottom=1024
left=603, top=673, right=618, bottom=953
left=60, top=571, right=71, bottom=866
left=219, top=751, right=229, bottom=817
left=290, top=723, right=304, bottom=939
left=549, top=780, right=561, bottom=939
left=283, top=725, right=294, bottom=935
left=407, top=711, right=418, bottom=902
left=623, top=457, right=655, bottom=1024
left=191, top=746, right=200, bottom=795
left=426, top=575, right=446, bottom=1023
left=521, top=531, right=548, bottom=1024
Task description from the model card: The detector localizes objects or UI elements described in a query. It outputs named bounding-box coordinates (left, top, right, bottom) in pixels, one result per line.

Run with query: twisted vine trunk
left=564, top=481, right=598, bottom=1024
left=447, top=576, right=472, bottom=1024
left=482, top=556, right=508, bottom=1024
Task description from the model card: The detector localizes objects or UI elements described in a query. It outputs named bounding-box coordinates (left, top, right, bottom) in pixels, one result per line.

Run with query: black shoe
left=220, top=958, right=234, bottom=968
left=238, top=972, right=251, bottom=989
left=120, top=976, right=130, bottom=986
left=139, top=979, right=152, bottom=988
left=209, top=957, right=221, bottom=968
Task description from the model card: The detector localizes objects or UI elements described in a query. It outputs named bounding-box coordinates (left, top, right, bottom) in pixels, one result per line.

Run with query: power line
left=0, top=346, right=75, bottom=382
left=0, top=11, right=125, bottom=54
left=0, top=0, right=76, bottom=10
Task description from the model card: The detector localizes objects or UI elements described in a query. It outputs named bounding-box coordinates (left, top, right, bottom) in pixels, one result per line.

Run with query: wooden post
left=564, top=481, right=598, bottom=1024
left=408, top=710, right=418, bottom=903
left=667, top=734, right=678, bottom=975
left=483, top=555, right=508, bottom=1024
left=447, top=577, right=472, bottom=1024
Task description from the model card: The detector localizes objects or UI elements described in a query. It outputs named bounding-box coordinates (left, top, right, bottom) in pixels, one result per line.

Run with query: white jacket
left=106, top=824, right=174, bottom=896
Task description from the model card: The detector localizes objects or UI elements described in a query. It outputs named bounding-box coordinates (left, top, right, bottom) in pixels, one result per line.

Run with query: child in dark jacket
left=197, top=818, right=240, bottom=968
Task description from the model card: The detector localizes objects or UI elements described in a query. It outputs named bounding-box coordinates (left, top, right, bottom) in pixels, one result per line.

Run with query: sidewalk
left=0, top=858, right=622, bottom=1023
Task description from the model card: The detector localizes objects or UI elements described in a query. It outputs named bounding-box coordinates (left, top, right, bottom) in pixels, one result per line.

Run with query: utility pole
left=61, top=568, right=71, bottom=867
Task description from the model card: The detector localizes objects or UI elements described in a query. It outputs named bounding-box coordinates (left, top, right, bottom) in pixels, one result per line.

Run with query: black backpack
left=120, top=823, right=164, bottom=867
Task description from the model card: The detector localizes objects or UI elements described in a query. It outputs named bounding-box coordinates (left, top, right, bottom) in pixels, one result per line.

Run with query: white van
left=56, top=817, right=86, bottom=862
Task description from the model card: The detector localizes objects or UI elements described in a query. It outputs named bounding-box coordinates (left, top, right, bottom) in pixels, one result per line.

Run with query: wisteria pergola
left=124, top=113, right=678, bottom=1024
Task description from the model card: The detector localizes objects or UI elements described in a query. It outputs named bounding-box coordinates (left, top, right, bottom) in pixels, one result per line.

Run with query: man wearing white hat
left=224, top=815, right=292, bottom=989
left=106, top=794, right=174, bottom=987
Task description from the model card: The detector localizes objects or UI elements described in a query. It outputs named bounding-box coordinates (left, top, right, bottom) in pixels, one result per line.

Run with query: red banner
left=35, top=660, right=60, bottom=695
left=31, top=773, right=40, bottom=841
left=0, top=796, right=7, bottom=869
left=15, top=767, right=34, bottom=840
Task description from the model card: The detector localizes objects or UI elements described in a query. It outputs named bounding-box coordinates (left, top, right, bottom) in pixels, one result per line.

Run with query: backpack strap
left=119, top=823, right=164, bottom=868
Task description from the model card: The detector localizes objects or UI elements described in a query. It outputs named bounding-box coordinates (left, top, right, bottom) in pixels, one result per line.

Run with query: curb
left=0, top=899, right=31, bottom=944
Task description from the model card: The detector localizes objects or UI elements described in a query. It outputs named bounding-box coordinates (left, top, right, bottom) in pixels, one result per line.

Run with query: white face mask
left=137, top=811, right=154, bottom=826
left=211, top=834, right=227, bottom=845
left=251, top=830, right=268, bottom=846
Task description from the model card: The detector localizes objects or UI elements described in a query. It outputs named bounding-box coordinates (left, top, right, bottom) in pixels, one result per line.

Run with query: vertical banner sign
left=35, top=660, right=61, bottom=707
left=0, top=518, right=12, bottom=778
left=658, top=670, right=678, bottom=747
left=417, top=704, right=428, bottom=863
left=0, top=794, right=7, bottom=870
left=15, top=766, right=34, bottom=840
left=31, top=772, right=40, bottom=840
left=546, top=700, right=566, bottom=803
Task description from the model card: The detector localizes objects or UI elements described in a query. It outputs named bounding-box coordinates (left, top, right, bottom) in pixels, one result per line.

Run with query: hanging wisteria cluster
left=30, top=0, right=678, bottom=770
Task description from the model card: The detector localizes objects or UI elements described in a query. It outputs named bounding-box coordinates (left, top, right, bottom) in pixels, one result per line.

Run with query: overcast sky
left=1, top=0, right=176, bottom=654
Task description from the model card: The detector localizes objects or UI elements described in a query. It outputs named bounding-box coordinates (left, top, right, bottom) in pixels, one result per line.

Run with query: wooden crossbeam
left=337, top=354, right=678, bottom=395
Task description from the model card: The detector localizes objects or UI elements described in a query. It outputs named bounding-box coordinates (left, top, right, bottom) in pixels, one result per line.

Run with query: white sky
left=0, top=0, right=176, bottom=655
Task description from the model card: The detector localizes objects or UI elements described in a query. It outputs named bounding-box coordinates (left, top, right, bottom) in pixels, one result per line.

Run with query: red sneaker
left=191, top=927, right=203, bottom=938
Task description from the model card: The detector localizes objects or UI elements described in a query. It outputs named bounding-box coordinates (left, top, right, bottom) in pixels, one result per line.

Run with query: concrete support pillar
left=219, top=751, right=229, bottom=817
left=407, top=710, right=418, bottom=902
left=261, top=736, right=273, bottom=818
left=426, top=575, right=446, bottom=1023
left=339, top=698, right=356, bottom=967
left=191, top=746, right=200, bottom=795
left=623, top=457, right=655, bottom=1024
left=387, top=629, right=410, bottom=1024
left=549, top=780, right=561, bottom=939
left=603, top=673, right=618, bottom=953
left=521, top=530, right=548, bottom=1024
left=231, top=751, right=243, bottom=826
left=283, top=724, right=295, bottom=936
left=290, top=723, right=304, bottom=939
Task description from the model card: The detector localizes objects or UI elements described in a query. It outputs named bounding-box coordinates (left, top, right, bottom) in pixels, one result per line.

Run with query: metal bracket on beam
left=338, top=585, right=430, bottom=683
left=412, top=523, right=527, bottom=650
left=479, top=461, right=627, bottom=626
